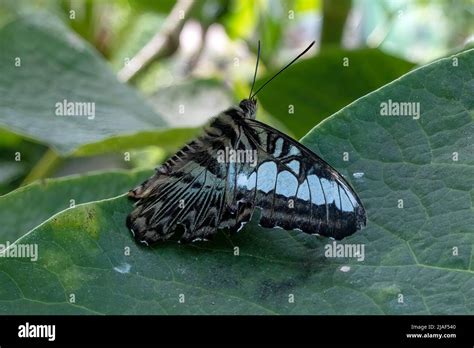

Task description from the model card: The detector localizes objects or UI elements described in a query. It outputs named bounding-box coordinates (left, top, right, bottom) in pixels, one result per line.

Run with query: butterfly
left=126, top=41, right=366, bottom=246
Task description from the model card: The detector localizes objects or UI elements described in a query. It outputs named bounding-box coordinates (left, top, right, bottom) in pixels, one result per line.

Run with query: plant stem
left=22, top=149, right=62, bottom=185
left=117, top=0, right=196, bottom=83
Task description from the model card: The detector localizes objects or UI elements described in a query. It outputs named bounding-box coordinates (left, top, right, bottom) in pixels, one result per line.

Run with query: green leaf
left=223, top=0, right=257, bottom=39
left=0, top=169, right=151, bottom=245
left=0, top=49, right=472, bottom=314
left=257, top=48, right=415, bottom=138
left=0, top=162, right=24, bottom=185
left=0, top=14, right=189, bottom=156
left=147, top=79, right=234, bottom=127
left=127, top=0, right=177, bottom=14
left=109, top=12, right=166, bottom=71
left=0, top=132, right=49, bottom=193
left=72, top=128, right=198, bottom=157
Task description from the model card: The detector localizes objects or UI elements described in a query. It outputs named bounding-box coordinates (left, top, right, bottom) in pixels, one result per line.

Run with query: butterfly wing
left=229, top=117, right=367, bottom=240
left=127, top=108, right=366, bottom=245
left=127, top=108, right=254, bottom=244
left=126, top=112, right=238, bottom=245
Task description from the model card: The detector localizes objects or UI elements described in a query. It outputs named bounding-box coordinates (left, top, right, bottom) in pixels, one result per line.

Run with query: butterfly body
left=127, top=99, right=366, bottom=245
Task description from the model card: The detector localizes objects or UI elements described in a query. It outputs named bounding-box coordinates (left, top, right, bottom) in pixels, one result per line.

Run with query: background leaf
left=257, top=48, right=415, bottom=138
left=0, top=169, right=151, bottom=245
left=147, top=79, right=234, bottom=127
left=1, top=49, right=471, bottom=314
left=0, top=130, right=48, bottom=194
left=0, top=13, right=186, bottom=156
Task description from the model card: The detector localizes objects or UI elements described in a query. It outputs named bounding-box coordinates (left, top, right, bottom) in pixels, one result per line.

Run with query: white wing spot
left=275, top=171, right=298, bottom=197
left=307, top=175, right=325, bottom=205
left=273, top=138, right=284, bottom=157
left=287, top=160, right=300, bottom=175
left=257, top=161, right=277, bottom=193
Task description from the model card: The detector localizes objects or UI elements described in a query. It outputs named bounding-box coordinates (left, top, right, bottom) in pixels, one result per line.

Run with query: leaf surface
left=0, top=49, right=472, bottom=315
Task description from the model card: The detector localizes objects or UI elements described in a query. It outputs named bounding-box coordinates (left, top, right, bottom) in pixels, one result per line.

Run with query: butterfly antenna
left=250, top=41, right=315, bottom=99
left=249, top=40, right=261, bottom=99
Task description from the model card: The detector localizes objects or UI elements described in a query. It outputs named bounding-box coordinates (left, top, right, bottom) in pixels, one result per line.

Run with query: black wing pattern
left=234, top=117, right=366, bottom=240
left=126, top=108, right=366, bottom=245
left=126, top=114, right=235, bottom=245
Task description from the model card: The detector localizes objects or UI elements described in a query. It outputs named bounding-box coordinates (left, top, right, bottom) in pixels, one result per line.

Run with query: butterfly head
left=239, top=98, right=257, bottom=119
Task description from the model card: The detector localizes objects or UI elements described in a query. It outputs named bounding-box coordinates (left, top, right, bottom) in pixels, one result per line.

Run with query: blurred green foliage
left=0, top=0, right=472, bottom=191
left=257, top=47, right=415, bottom=137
